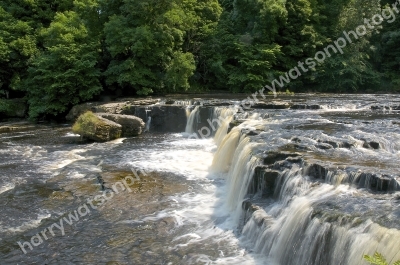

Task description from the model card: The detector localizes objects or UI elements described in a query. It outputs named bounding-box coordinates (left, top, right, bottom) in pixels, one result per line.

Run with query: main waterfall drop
left=208, top=105, right=400, bottom=265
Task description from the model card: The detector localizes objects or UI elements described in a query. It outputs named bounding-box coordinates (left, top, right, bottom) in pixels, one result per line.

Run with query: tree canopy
left=0, top=0, right=399, bottom=119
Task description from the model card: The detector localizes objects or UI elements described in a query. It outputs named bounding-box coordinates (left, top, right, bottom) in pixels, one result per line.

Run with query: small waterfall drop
left=213, top=107, right=237, bottom=145
left=210, top=128, right=241, bottom=173
left=225, top=138, right=261, bottom=222
left=144, top=117, right=151, bottom=132
left=185, top=106, right=200, bottom=134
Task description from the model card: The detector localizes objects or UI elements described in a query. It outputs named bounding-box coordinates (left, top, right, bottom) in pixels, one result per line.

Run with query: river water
left=0, top=94, right=399, bottom=265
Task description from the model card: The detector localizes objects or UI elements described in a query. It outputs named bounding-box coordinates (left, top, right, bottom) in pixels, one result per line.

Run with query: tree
left=0, top=7, right=38, bottom=95
left=316, top=0, right=381, bottom=92
left=25, top=10, right=101, bottom=119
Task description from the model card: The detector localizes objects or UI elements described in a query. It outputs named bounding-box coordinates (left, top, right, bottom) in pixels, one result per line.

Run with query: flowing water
left=0, top=94, right=399, bottom=265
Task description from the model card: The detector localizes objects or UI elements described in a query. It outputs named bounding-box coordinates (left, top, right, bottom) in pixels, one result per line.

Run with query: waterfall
left=210, top=128, right=241, bottom=173
left=213, top=107, right=237, bottom=145
left=144, top=117, right=151, bottom=132
left=209, top=119, right=400, bottom=265
left=240, top=165, right=400, bottom=265
left=185, top=106, right=200, bottom=134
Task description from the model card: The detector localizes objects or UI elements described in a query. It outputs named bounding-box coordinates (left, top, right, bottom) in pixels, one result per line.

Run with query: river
left=0, top=94, right=399, bottom=265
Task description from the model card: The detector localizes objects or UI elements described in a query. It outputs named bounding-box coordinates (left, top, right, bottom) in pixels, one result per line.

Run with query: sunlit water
left=0, top=94, right=399, bottom=264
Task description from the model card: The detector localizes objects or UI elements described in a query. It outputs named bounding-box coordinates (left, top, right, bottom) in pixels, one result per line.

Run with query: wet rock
left=228, top=120, right=244, bottom=133
left=317, top=140, right=353, bottom=149
left=242, top=129, right=259, bottom=136
left=249, top=167, right=281, bottom=197
left=369, top=141, right=380, bottom=149
left=290, top=104, right=321, bottom=110
left=72, top=111, right=122, bottom=142
left=94, top=101, right=132, bottom=114
left=129, top=105, right=187, bottom=132
left=252, top=101, right=290, bottom=109
left=291, top=137, right=302, bottom=143
left=371, top=105, right=390, bottom=110
left=362, top=140, right=380, bottom=150
left=262, top=151, right=301, bottom=165
left=316, top=143, right=333, bottom=150
left=242, top=200, right=262, bottom=213
left=357, top=173, right=400, bottom=192
left=97, top=113, right=145, bottom=136
left=165, top=100, right=175, bottom=105
left=306, top=163, right=330, bottom=179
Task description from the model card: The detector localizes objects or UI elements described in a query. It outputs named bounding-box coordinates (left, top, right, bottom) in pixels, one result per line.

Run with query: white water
left=116, top=133, right=270, bottom=264
left=144, top=116, right=151, bottom=132
left=185, top=106, right=200, bottom=134
left=212, top=107, right=237, bottom=145
left=2, top=98, right=399, bottom=264
left=240, top=168, right=400, bottom=265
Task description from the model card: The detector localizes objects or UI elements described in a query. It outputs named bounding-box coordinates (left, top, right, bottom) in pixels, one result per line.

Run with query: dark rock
left=357, top=173, right=399, bottom=192
left=362, top=140, right=380, bottom=150
left=369, top=141, right=380, bottom=149
left=228, top=120, right=244, bottom=133
left=252, top=101, right=290, bottom=109
left=128, top=105, right=187, bottom=132
left=306, top=163, right=330, bottom=179
left=165, top=100, right=175, bottom=105
left=248, top=167, right=281, bottom=198
left=242, top=129, right=259, bottom=136
left=290, top=104, right=321, bottom=110
left=291, top=137, right=302, bottom=143
left=316, top=144, right=333, bottom=150
left=242, top=200, right=262, bottom=213
left=262, top=151, right=301, bottom=165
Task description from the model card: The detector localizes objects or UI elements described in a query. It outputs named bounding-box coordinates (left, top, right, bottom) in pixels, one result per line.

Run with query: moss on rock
left=72, top=111, right=122, bottom=142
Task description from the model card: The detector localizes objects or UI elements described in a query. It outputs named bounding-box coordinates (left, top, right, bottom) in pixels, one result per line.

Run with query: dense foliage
left=0, top=0, right=399, bottom=118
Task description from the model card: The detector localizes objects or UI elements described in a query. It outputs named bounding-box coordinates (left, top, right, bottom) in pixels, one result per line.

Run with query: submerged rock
left=290, top=104, right=321, bottom=110
left=72, top=111, right=122, bottom=142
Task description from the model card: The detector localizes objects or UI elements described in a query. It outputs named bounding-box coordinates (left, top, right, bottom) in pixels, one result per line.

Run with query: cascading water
left=208, top=100, right=400, bottom=265
left=144, top=116, right=151, bottom=132
left=1, top=94, right=399, bottom=265
left=185, top=106, right=200, bottom=134
left=212, top=107, right=237, bottom=145
left=240, top=165, right=400, bottom=265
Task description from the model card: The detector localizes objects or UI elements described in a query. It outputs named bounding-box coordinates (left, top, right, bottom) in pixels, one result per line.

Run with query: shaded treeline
left=0, top=0, right=399, bottom=119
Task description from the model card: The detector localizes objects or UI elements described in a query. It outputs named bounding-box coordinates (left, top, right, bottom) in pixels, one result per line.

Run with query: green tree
left=0, top=7, right=38, bottom=95
left=104, top=0, right=220, bottom=95
left=316, top=0, right=381, bottom=92
left=25, top=10, right=101, bottom=119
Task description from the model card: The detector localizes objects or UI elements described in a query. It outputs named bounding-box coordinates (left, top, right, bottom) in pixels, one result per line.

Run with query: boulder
left=72, top=111, right=122, bottom=142
left=97, top=113, right=145, bottom=136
